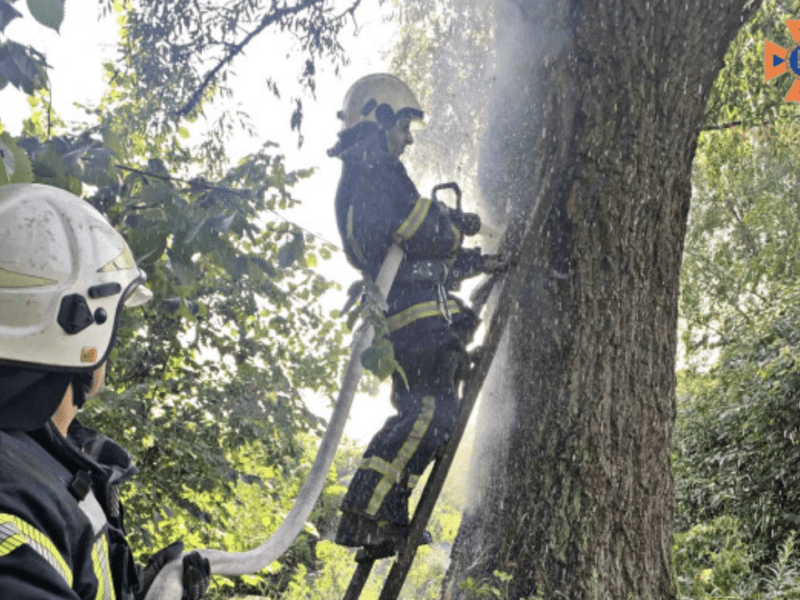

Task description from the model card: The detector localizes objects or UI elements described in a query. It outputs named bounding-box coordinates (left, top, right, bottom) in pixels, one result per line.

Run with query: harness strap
left=386, top=299, right=461, bottom=333
left=346, top=205, right=369, bottom=267
left=394, top=259, right=448, bottom=284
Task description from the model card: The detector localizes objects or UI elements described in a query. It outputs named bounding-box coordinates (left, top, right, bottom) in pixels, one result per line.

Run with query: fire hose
left=145, top=244, right=405, bottom=600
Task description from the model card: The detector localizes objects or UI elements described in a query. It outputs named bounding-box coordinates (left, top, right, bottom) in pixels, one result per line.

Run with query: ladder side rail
left=377, top=189, right=556, bottom=600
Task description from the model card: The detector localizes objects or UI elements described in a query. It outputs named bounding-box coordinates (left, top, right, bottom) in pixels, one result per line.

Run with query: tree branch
left=114, top=164, right=343, bottom=251
left=723, top=195, right=759, bottom=257
left=702, top=120, right=743, bottom=131
left=741, top=0, right=765, bottom=23
left=175, top=0, right=324, bottom=119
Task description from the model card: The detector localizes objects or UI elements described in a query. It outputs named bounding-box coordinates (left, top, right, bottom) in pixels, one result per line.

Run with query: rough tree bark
left=443, top=1, right=761, bottom=599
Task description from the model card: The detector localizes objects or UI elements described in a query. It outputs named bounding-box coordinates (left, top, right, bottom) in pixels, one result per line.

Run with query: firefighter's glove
left=182, top=551, right=211, bottom=600
left=451, top=210, right=481, bottom=236
left=442, top=340, right=470, bottom=393
left=137, top=541, right=211, bottom=600
left=482, top=254, right=509, bottom=274
left=137, top=541, right=183, bottom=600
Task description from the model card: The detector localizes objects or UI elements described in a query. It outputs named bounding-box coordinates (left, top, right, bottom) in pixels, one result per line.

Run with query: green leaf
left=127, top=227, right=168, bottom=265
left=100, top=126, right=123, bottom=156
left=31, top=146, right=66, bottom=181
left=27, top=0, right=64, bottom=32
left=207, top=210, right=236, bottom=234
left=0, top=133, right=32, bottom=183
left=184, top=216, right=207, bottom=245
left=360, top=338, right=396, bottom=381
left=139, top=182, right=176, bottom=206
left=0, top=1, right=22, bottom=32
left=169, top=253, right=198, bottom=286
left=278, top=233, right=305, bottom=268
left=81, top=149, right=118, bottom=188
left=0, top=42, right=42, bottom=94
left=146, top=157, right=169, bottom=177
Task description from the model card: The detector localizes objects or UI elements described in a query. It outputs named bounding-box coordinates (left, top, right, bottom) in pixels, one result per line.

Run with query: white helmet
left=338, top=73, right=424, bottom=130
left=0, top=183, right=151, bottom=373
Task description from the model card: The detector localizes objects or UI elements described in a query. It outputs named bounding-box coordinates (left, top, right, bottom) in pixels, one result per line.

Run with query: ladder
left=341, top=179, right=553, bottom=600
left=341, top=268, right=500, bottom=600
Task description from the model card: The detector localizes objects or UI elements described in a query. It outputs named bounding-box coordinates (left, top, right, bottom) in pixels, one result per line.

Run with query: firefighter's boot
left=335, top=510, right=432, bottom=550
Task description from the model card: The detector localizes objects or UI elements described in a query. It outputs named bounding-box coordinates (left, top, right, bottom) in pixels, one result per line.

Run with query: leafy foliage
left=0, top=2, right=399, bottom=595
left=341, top=278, right=408, bottom=384
left=673, top=516, right=754, bottom=599
left=103, top=0, right=367, bottom=139
left=674, top=2, right=800, bottom=592
left=676, top=44, right=800, bottom=574
left=3, top=111, right=352, bottom=567
left=758, top=533, right=800, bottom=600
left=0, top=0, right=50, bottom=94
left=675, top=285, right=800, bottom=566
left=387, top=0, right=493, bottom=197
left=704, top=0, right=800, bottom=130
left=680, top=120, right=800, bottom=364
left=673, top=527, right=800, bottom=600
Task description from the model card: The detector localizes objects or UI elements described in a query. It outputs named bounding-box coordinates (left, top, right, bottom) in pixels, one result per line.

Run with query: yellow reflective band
left=98, top=245, right=135, bottom=273
left=365, top=395, right=436, bottom=516
left=361, top=455, right=403, bottom=481
left=346, top=205, right=369, bottom=266
left=386, top=300, right=461, bottom=333
left=448, top=223, right=462, bottom=256
left=92, top=535, right=115, bottom=600
left=0, top=267, right=56, bottom=288
left=408, top=474, right=420, bottom=489
left=0, top=513, right=73, bottom=588
left=393, top=198, right=432, bottom=243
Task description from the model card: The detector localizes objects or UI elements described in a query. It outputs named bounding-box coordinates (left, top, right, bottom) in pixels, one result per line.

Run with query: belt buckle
left=412, top=261, right=434, bottom=280
left=437, top=284, right=452, bottom=325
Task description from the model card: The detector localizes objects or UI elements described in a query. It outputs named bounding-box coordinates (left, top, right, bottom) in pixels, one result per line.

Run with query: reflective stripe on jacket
left=0, top=420, right=139, bottom=599
left=334, top=137, right=461, bottom=333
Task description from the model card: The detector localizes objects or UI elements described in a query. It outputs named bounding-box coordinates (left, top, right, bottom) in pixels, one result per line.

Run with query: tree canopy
left=0, top=0, right=366, bottom=595
left=674, top=3, right=800, bottom=586
left=7, top=0, right=800, bottom=598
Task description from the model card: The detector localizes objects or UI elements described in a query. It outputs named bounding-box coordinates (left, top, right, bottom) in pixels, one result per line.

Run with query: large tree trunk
left=443, top=1, right=760, bottom=599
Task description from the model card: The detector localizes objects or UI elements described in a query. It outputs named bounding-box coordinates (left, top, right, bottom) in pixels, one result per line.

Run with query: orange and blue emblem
left=765, top=20, right=800, bottom=101
left=81, top=347, right=98, bottom=363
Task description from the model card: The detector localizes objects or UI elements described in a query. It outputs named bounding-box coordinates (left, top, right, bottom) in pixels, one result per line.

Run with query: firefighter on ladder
left=328, top=74, right=505, bottom=550
left=0, top=184, right=210, bottom=599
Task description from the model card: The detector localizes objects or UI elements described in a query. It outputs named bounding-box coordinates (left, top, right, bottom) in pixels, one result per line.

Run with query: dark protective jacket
left=334, top=129, right=476, bottom=350
left=332, top=128, right=482, bottom=530
left=0, top=419, right=140, bottom=599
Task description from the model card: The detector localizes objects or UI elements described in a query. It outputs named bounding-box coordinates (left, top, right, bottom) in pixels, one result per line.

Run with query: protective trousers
left=340, top=319, right=469, bottom=526
left=340, top=383, right=458, bottom=525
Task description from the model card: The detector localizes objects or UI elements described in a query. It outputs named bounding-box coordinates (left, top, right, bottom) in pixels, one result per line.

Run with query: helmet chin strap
left=73, top=362, right=107, bottom=409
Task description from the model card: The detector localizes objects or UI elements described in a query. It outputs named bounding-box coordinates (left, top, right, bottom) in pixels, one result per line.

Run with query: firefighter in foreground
left=0, top=183, right=210, bottom=599
left=329, top=74, right=505, bottom=550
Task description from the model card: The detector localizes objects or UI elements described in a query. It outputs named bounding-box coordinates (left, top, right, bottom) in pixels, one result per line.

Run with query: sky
left=0, top=1, right=404, bottom=443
